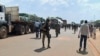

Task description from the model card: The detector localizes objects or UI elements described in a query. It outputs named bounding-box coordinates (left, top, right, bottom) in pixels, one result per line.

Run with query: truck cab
left=0, top=5, right=8, bottom=39
left=0, top=5, right=5, bottom=21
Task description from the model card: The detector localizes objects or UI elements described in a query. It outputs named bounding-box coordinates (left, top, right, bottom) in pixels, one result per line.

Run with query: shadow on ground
left=30, top=37, right=41, bottom=40
left=76, top=50, right=88, bottom=55
left=34, top=47, right=48, bottom=53
left=30, top=36, right=57, bottom=39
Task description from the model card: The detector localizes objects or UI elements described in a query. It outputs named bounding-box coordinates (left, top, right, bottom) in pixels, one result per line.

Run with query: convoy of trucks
left=0, top=5, right=34, bottom=39
left=0, top=4, right=67, bottom=39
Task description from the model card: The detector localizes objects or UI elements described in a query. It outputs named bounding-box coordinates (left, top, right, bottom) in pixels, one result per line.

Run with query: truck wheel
left=30, top=25, right=34, bottom=33
left=25, top=26, right=29, bottom=34
left=19, top=25, right=25, bottom=35
left=0, top=26, right=7, bottom=39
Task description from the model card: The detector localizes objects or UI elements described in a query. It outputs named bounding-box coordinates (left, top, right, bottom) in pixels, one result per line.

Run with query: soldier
left=55, top=23, right=60, bottom=37
left=42, top=19, right=51, bottom=48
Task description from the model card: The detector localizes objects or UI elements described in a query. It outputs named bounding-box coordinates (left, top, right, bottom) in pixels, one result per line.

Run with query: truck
left=50, top=17, right=63, bottom=29
left=62, top=20, right=67, bottom=28
left=0, top=5, right=34, bottom=39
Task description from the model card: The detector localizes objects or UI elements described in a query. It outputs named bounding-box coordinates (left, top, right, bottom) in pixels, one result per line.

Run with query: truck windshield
left=0, top=6, right=3, bottom=12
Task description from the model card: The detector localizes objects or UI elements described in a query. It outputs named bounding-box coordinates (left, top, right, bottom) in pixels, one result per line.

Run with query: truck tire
left=19, top=25, right=25, bottom=35
left=30, top=25, right=34, bottom=33
left=0, top=26, right=7, bottom=39
left=25, top=26, right=29, bottom=34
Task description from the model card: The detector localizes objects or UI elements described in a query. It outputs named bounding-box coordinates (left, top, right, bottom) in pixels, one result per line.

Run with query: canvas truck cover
left=5, top=6, right=20, bottom=22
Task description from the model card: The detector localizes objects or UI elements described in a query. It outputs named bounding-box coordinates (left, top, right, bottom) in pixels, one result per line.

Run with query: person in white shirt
left=78, top=20, right=90, bottom=52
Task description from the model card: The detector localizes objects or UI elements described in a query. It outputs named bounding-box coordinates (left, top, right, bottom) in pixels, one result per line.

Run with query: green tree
left=19, top=13, right=28, bottom=17
left=39, top=17, right=45, bottom=22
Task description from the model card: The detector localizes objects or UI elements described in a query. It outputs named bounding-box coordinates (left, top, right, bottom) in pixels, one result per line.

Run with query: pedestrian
left=73, top=24, right=77, bottom=34
left=42, top=19, right=51, bottom=48
left=39, top=22, right=43, bottom=39
left=89, top=25, right=94, bottom=37
left=92, top=25, right=96, bottom=39
left=34, top=20, right=40, bottom=38
left=78, top=20, right=90, bottom=52
left=64, top=24, right=67, bottom=31
left=55, top=22, right=60, bottom=37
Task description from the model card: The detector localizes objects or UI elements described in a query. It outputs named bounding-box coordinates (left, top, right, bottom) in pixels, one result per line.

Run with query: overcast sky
left=0, top=0, right=100, bottom=23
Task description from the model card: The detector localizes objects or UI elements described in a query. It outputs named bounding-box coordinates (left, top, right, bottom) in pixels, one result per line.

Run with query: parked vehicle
left=0, top=5, right=34, bottom=39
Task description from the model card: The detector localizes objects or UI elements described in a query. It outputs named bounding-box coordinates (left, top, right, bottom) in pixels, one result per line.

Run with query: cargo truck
left=0, top=5, right=34, bottom=39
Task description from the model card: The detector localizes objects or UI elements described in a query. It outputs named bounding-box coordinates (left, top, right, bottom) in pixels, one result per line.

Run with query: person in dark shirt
left=55, top=23, right=60, bottom=37
left=40, top=22, right=44, bottom=39
left=64, top=24, right=67, bottom=31
left=42, top=19, right=51, bottom=48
